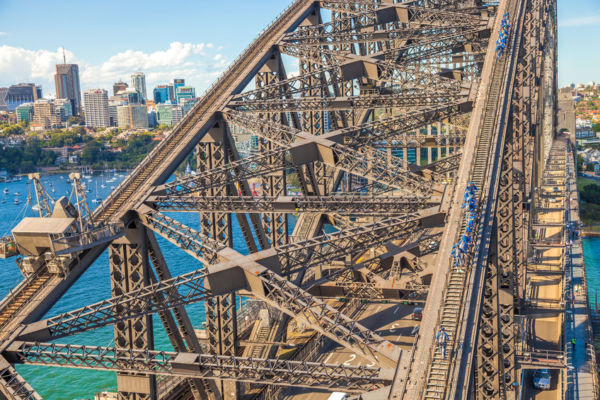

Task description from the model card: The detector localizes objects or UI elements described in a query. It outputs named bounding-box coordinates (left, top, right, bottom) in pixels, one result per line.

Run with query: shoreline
left=7, top=168, right=133, bottom=178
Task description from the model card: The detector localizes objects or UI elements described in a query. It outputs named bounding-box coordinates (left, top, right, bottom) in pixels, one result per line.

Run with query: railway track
left=0, top=271, right=51, bottom=331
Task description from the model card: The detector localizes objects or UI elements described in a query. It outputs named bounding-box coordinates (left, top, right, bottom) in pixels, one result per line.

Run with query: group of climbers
left=496, top=12, right=511, bottom=59
left=437, top=182, right=479, bottom=358
left=450, top=182, right=478, bottom=272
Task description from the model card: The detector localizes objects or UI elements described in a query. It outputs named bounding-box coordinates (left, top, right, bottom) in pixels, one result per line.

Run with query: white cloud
left=0, top=32, right=7, bottom=36
left=0, top=46, right=74, bottom=83
left=0, top=42, right=228, bottom=97
left=559, top=14, right=600, bottom=28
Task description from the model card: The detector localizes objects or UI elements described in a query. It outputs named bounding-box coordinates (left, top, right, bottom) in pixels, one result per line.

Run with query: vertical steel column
left=109, top=226, right=156, bottom=400
left=256, top=54, right=288, bottom=246
left=197, top=136, right=238, bottom=400
left=298, top=10, right=330, bottom=196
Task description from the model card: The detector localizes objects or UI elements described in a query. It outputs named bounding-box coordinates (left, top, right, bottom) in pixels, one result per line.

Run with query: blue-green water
left=583, top=238, right=600, bottom=311
left=0, top=173, right=260, bottom=399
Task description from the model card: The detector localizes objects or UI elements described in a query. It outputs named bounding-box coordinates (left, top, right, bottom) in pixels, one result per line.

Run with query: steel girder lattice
left=7, top=342, right=392, bottom=393
left=197, top=137, right=239, bottom=400
left=256, top=54, right=289, bottom=247
left=109, top=232, right=157, bottom=400
left=0, top=0, right=544, bottom=399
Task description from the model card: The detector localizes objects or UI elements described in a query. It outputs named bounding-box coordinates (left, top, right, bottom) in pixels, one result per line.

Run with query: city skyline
left=0, top=0, right=597, bottom=95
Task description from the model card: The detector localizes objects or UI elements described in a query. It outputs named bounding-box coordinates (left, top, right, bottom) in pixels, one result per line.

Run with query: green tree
left=67, top=116, right=84, bottom=126
left=586, top=163, right=595, bottom=172
left=581, top=183, right=600, bottom=204
left=81, top=141, right=103, bottom=165
left=0, top=125, right=24, bottom=137
left=577, top=155, right=584, bottom=173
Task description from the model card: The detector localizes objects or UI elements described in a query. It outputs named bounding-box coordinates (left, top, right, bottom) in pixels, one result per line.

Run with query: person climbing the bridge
left=496, top=13, right=511, bottom=60
left=436, top=327, right=450, bottom=358
left=571, top=337, right=576, bottom=353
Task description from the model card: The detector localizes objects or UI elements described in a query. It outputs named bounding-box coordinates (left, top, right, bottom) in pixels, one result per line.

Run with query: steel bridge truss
left=0, top=0, right=547, bottom=399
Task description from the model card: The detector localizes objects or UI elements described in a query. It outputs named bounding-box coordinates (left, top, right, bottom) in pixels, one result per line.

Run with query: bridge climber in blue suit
left=496, top=12, right=511, bottom=59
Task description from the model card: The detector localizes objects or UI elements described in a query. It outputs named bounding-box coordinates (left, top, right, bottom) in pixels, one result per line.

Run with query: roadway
left=282, top=301, right=421, bottom=400
left=522, top=135, right=567, bottom=400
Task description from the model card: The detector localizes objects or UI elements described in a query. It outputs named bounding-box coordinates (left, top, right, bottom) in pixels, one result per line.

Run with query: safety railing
left=516, top=349, right=566, bottom=368
left=49, top=223, right=124, bottom=255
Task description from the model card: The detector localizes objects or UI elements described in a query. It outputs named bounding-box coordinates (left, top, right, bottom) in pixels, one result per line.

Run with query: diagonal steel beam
left=265, top=210, right=444, bottom=275
left=140, top=212, right=404, bottom=365
left=6, top=342, right=393, bottom=393
left=146, top=231, right=220, bottom=400
left=280, top=27, right=489, bottom=69
left=141, top=211, right=226, bottom=265
left=0, top=356, right=42, bottom=400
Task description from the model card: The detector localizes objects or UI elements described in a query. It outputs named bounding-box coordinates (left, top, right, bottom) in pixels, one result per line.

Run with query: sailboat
left=82, top=166, right=93, bottom=180
left=93, top=181, right=102, bottom=204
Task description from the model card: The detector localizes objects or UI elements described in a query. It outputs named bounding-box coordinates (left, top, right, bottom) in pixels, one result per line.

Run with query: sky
left=0, top=0, right=597, bottom=97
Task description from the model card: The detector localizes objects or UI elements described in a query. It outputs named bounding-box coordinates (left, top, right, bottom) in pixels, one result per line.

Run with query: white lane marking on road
left=343, top=353, right=357, bottom=366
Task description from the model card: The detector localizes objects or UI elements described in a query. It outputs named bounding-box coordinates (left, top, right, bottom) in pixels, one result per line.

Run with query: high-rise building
left=117, top=104, right=148, bottom=129
left=108, top=100, right=122, bottom=127
left=113, top=81, right=128, bottom=96
left=0, top=83, right=42, bottom=111
left=176, top=86, right=196, bottom=104
left=84, top=89, right=110, bottom=128
left=32, top=99, right=61, bottom=129
left=153, top=85, right=172, bottom=104
left=173, top=79, right=184, bottom=97
left=54, top=99, right=73, bottom=123
left=147, top=110, right=157, bottom=128
left=131, top=72, right=147, bottom=100
left=181, top=97, right=199, bottom=115
left=116, top=87, right=144, bottom=105
left=157, top=104, right=183, bottom=126
left=54, top=63, right=82, bottom=115
left=15, top=103, right=34, bottom=124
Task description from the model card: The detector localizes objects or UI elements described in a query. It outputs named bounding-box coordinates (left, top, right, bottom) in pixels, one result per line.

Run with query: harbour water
left=0, top=172, right=254, bottom=398
left=583, top=238, right=600, bottom=311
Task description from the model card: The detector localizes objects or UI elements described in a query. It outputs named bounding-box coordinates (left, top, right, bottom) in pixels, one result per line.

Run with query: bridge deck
left=522, top=137, right=567, bottom=399
left=564, top=140, right=598, bottom=400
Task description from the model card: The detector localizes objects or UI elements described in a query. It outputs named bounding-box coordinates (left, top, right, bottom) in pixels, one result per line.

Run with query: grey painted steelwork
left=0, top=0, right=567, bottom=399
